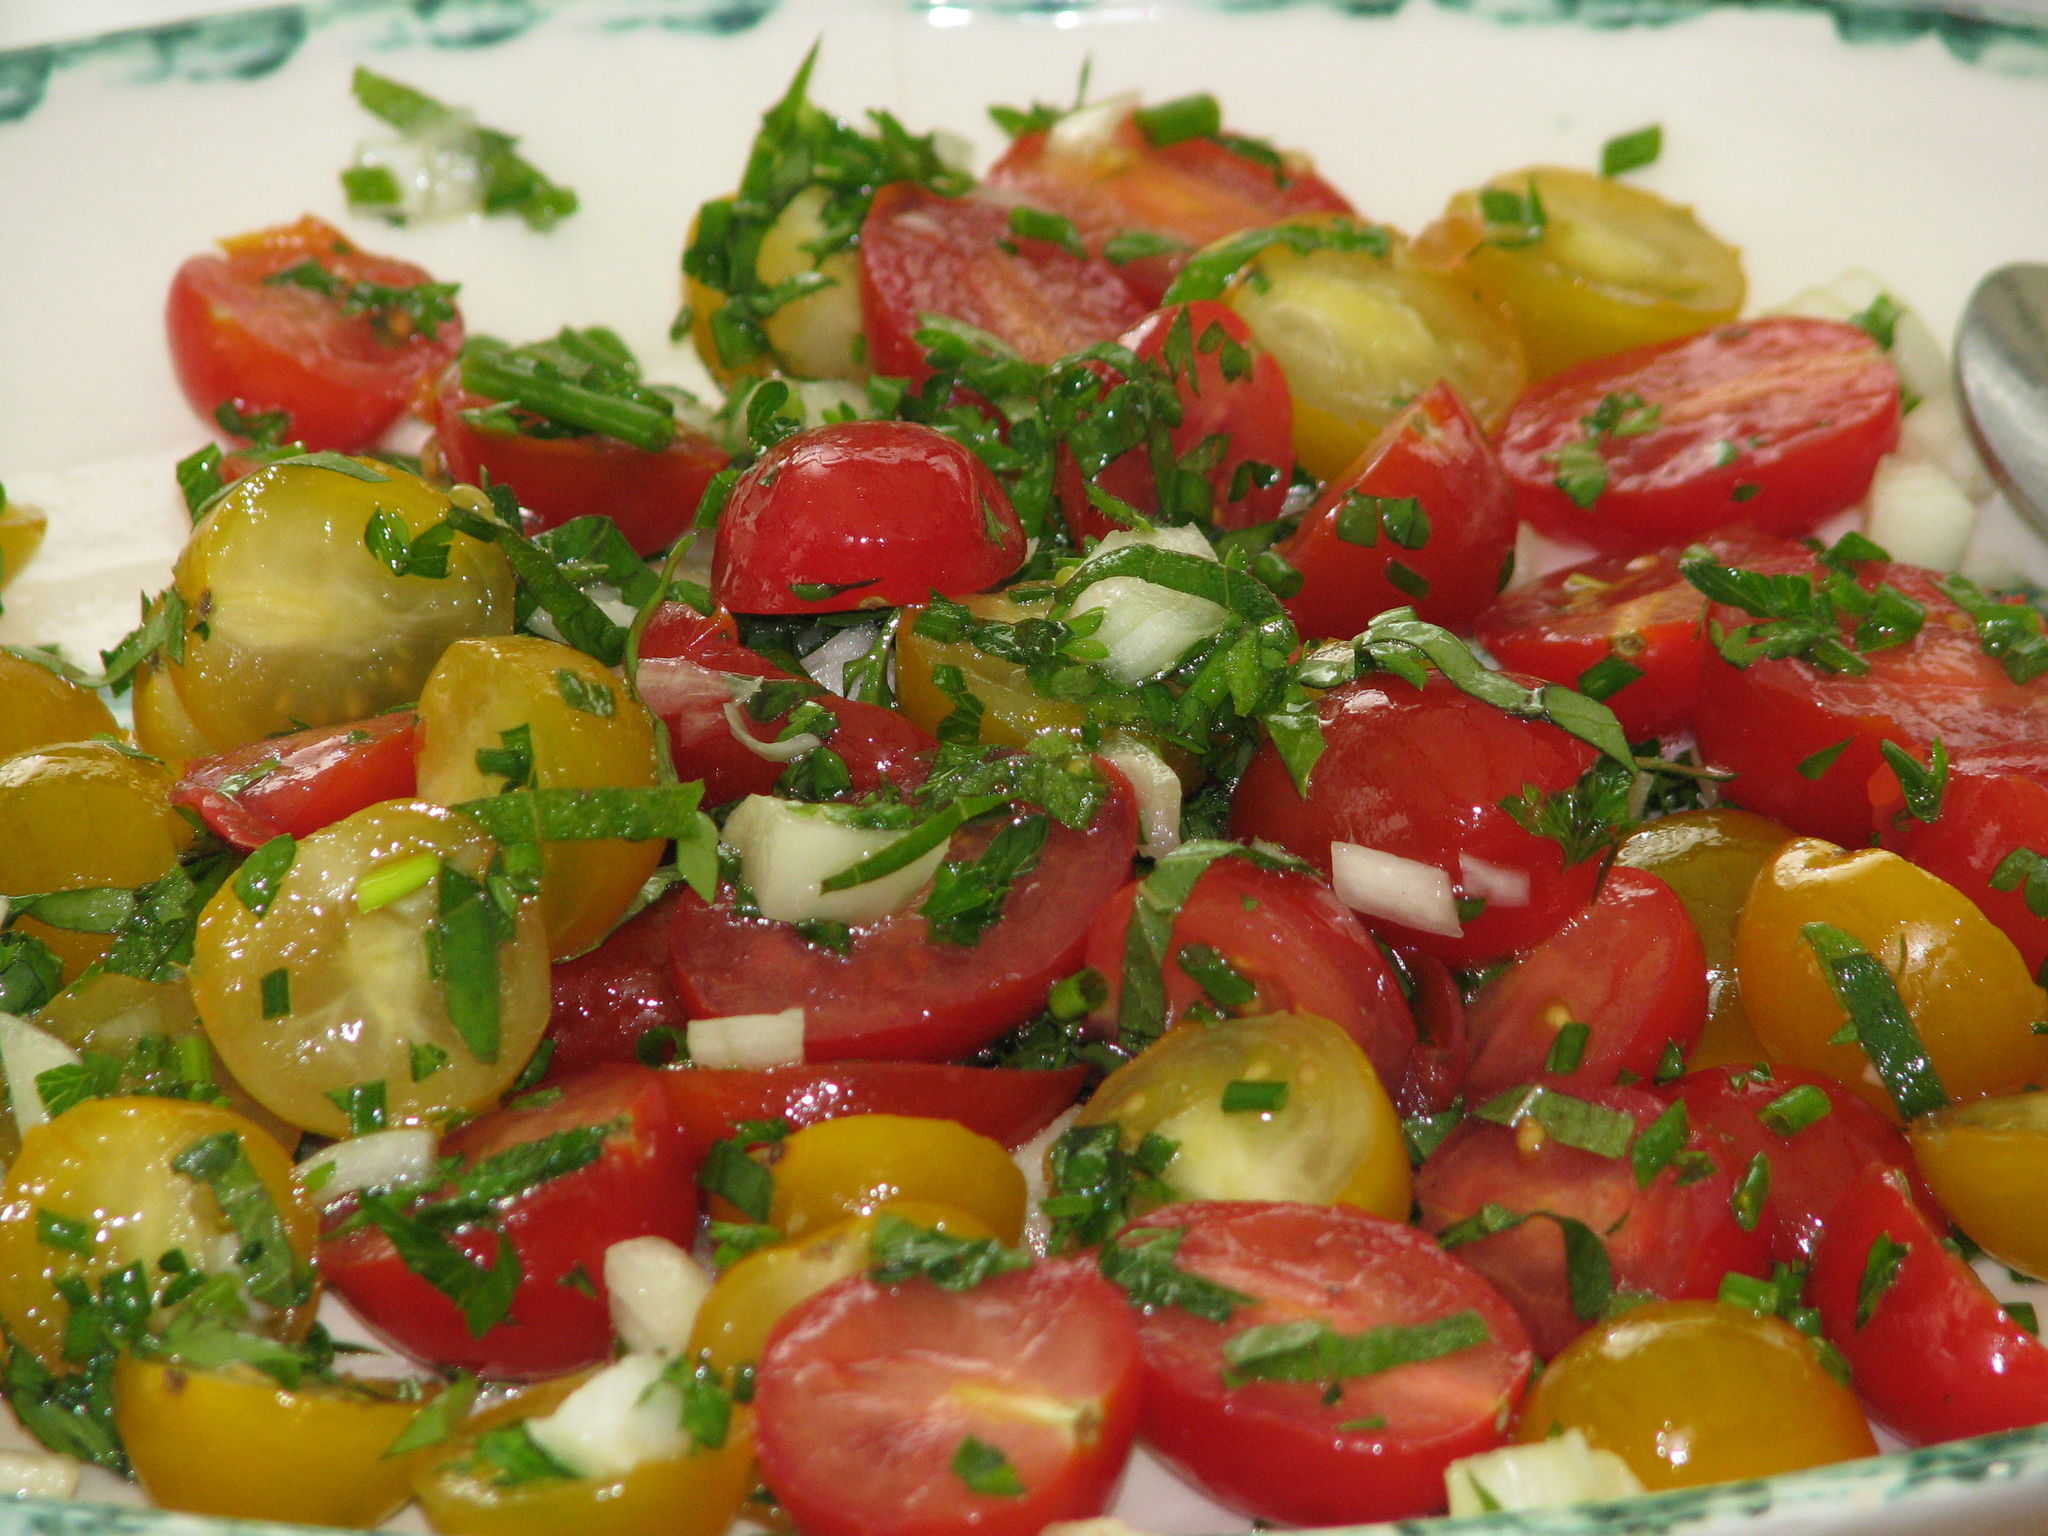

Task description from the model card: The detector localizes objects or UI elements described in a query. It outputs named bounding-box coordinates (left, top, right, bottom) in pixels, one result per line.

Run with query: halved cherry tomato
left=544, top=888, right=694, bottom=1079
left=171, top=710, right=418, bottom=852
left=858, top=182, right=1148, bottom=383
left=635, top=606, right=935, bottom=808
left=165, top=215, right=462, bottom=451
left=666, top=772, right=1137, bottom=1061
left=1415, top=1083, right=1769, bottom=1356
left=0, top=649, right=119, bottom=761
left=985, top=106, right=1354, bottom=305
left=1909, top=1093, right=2048, bottom=1280
left=1471, top=528, right=1808, bottom=740
left=1809, top=1164, right=2048, bottom=1444
left=1228, top=673, right=1600, bottom=964
left=1119, top=1200, right=1533, bottom=1526
left=1279, top=381, right=1516, bottom=636
left=754, top=1260, right=1142, bottom=1536
left=1057, top=302, right=1295, bottom=542
left=659, top=1061, right=1088, bottom=1171
left=427, top=366, right=727, bottom=555
left=1389, top=948, right=1471, bottom=1118
left=1463, top=868, right=1708, bottom=1099
left=321, top=1065, right=696, bottom=1379
left=1498, top=316, right=1899, bottom=552
left=1081, top=857, right=1415, bottom=1090
left=757, top=1113, right=1028, bottom=1242
left=713, top=420, right=1026, bottom=615
left=1674, top=1064, right=1937, bottom=1266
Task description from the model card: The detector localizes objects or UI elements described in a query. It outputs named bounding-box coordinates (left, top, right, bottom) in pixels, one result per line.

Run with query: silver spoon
left=1956, top=261, right=2048, bottom=537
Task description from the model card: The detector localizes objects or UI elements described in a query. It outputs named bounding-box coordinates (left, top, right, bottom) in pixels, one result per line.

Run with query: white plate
left=3, top=1, right=2048, bottom=1532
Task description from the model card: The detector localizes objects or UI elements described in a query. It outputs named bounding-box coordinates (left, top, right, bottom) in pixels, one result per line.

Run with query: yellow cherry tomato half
left=415, top=635, right=664, bottom=959
left=188, top=800, right=551, bottom=1138
left=130, top=659, right=225, bottom=776
left=1413, top=165, right=1745, bottom=379
left=115, top=1356, right=427, bottom=1527
left=1735, top=838, right=2048, bottom=1119
left=1517, top=1299, right=1875, bottom=1489
left=686, top=186, right=866, bottom=386
left=1073, top=1009, right=1411, bottom=1221
left=689, top=1200, right=999, bottom=1375
left=757, top=1114, right=1028, bottom=1244
left=0, top=1097, right=317, bottom=1366
left=1908, top=1093, right=2048, bottom=1280
left=895, top=592, right=1088, bottom=749
left=0, top=497, right=47, bottom=590
left=0, top=649, right=119, bottom=762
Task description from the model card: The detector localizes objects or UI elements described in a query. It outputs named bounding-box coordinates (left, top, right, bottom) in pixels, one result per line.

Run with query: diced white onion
left=800, top=621, right=887, bottom=698
left=1046, top=92, right=1138, bottom=157
left=1100, top=740, right=1183, bottom=858
left=1041, top=1520, right=1148, bottom=1536
left=719, top=699, right=822, bottom=763
left=1768, top=268, right=1949, bottom=409
left=1458, top=853, right=1531, bottom=909
left=633, top=655, right=734, bottom=717
left=295, top=1128, right=439, bottom=1208
left=524, top=1354, right=687, bottom=1479
left=0, top=1449, right=79, bottom=1500
left=1070, top=526, right=1230, bottom=685
left=0, top=1013, right=81, bottom=1140
left=1444, top=1428, right=1645, bottom=1516
left=604, top=1236, right=713, bottom=1358
left=722, top=795, right=948, bottom=926
left=1330, top=842, right=1462, bottom=938
left=687, top=1007, right=806, bottom=1070
left=1865, top=455, right=1978, bottom=572
left=1899, top=393, right=1993, bottom=502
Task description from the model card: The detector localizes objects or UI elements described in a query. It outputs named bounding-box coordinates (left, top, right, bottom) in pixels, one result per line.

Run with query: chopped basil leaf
left=1472, top=1084, right=1636, bottom=1159
left=1097, top=1225, right=1251, bottom=1323
left=1856, top=1232, right=1909, bottom=1329
left=1796, top=739, right=1853, bottom=780
left=171, top=1131, right=314, bottom=1308
left=951, top=1435, right=1025, bottom=1498
left=1990, top=846, right=2048, bottom=920
left=1729, top=1151, right=1772, bottom=1231
left=867, top=1214, right=1030, bottom=1292
left=1800, top=921, right=1947, bottom=1119
left=1600, top=123, right=1663, bottom=176
left=348, top=68, right=577, bottom=231
left=1221, top=1309, right=1488, bottom=1388
left=384, top=1372, right=479, bottom=1457
left=1042, top=1124, right=1177, bottom=1255
left=1132, top=92, right=1222, bottom=147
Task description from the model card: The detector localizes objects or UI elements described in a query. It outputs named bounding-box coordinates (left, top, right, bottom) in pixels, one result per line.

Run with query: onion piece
left=1865, top=455, right=1977, bottom=572
left=525, top=1354, right=688, bottom=1479
left=687, top=1006, right=807, bottom=1070
left=295, top=1127, right=439, bottom=1207
left=1444, top=1428, right=1645, bottom=1516
left=604, top=1235, right=713, bottom=1358
left=1330, top=842, right=1462, bottom=938
left=1100, top=739, right=1183, bottom=858
left=1459, top=852, right=1531, bottom=909
left=720, top=699, right=821, bottom=763
left=0, top=1013, right=81, bottom=1139
left=722, top=796, right=949, bottom=925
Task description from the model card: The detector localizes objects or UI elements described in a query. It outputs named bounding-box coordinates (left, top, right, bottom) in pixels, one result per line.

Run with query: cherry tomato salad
left=0, top=45, right=2045, bottom=1536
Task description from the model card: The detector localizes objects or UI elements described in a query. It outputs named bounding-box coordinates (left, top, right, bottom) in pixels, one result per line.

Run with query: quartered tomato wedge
left=858, top=182, right=1148, bottom=382
left=754, top=1260, right=1142, bottom=1536
left=1279, top=381, right=1515, bottom=636
left=1118, top=1200, right=1533, bottom=1525
left=985, top=104, right=1354, bottom=305
left=1498, top=317, right=1900, bottom=553
left=171, top=709, right=418, bottom=851
left=166, top=215, right=462, bottom=451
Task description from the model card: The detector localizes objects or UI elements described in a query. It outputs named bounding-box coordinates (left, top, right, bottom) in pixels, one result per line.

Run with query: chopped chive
left=951, top=1435, right=1025, bottom=1497
left=1575, top=654, right=1643, bottom=702
left=1219, top=1079, right=1289, bottom=1114
left=1758, top=1084, right=1832, bottom=1137
left=1132, top=92, right=1222, bottom=148
left=259, top=967, right=292, bottom=1020
left=355, top=852, right=440, bottom=913
left=234, top=835, right=298, bottom=917
left=1729, top=1151, right=1771, bottom=1231
left=1599, top=123, right=1663, bottom=176
left=1545, top=1021, right=1591, bottom=1074
left=35, top=1209, right=93, bottom=1255
left=1629, top=1100, right=1689, bottom=1188
left=1796, top=739, right=1853, bottom=781
left=1855, top=1232, right=1908, bottom=1329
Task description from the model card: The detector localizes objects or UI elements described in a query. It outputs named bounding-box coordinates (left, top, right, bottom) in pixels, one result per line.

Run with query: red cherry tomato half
left=1877, top=745, right=2048, bottom=982
left=667, top=773, right=1138, bottom=1061
left=1694, top=562, right=2048, bottom=847
left=1471, top=528, right=1809, bottom=740
left=171, top=710, right=418, bottom=851
left=1081, top=856, right=1416, bottom=1092
left=712, top=420, right=1027, bottom=616
left=1059, top=301, right=1295, bottom=543
left=1809, top=1165, right=2048, bottom=1444
left=1229, top=673, right=1600, bottom=964
left=544, top=888, right=694, bottom=1082
left=1280, top=382, right=1516, bottom=636
left=427, top=367, right=727, bottom=556
left=658, top=1062, right=1089, bottom=1171
left=165, top=214, right=463, bottom=451
left=985, top=108, right=1354, bottom=306
left=1673, top=1064, right=1939, bottom=1267
left=858, top=182, right=1148, bottom=383
left=1389, top=948, right=1472, bottom=1119
left=1498, top=317, right=1900, bottom=553
left=634, top=604, right=935, bottom=808
left=321, top=1065, right=696, bottom=1379
left=754, top=1260, right=1142, bottom=1536
left=1415, top=1083, right=1770, bottom=1356
left=1118, top=1200, right=1533, bottom=1526
left=1463, top=868, right=1708, bottom=1100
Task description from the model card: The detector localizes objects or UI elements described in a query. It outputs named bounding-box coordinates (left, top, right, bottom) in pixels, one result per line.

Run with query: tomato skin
left=985, top=111, right=1354, bottom=306
left=1696, top=564, right=2048, bottom=848
left=321, top=1065, right=696, bottom=1379
left=1472, top=529, right=1807, bottom=740
left=634, top=606, right=935, bottom=808
left=171, top=710, right=417, bottom=851
left=543, top=888, right=694, bottom=1080
left=754, top=1261, right=1142, bottom=1536
left=1080, top=857, right=1416, bottom=1092
left=658, top=1062, right=1088, bottom=1171
left=1120, top=1201, right=1533, bottom=1526
left=1462, top=868, right=1708, bottom=1100
left=165, top=215, right=461, bottom=451
left=1498, top=317, right=1900, bottom=553
left=1388, top=948, right=1472, bottom=1117
left=1059, top=302, right=1295, bottom=542
left=858, top=182, right=1148, bottom=383
left=428, top=368, right=728, bottom=556
left=1415, top=1083, right=1770, bottom=1357
left=667, top=775, right=1137, bottom=1061
left=1228, top=674, right=1600, bottom=964
left=1279, top=382, right=1516, bottom=636
left=1809, top=1165, right=2048, bottom=1444
left=1673, top=1065, right=1938, bottom=1266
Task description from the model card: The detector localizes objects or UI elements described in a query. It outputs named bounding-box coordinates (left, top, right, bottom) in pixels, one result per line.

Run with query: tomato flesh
left=171, top=710, right=418, bottom=851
